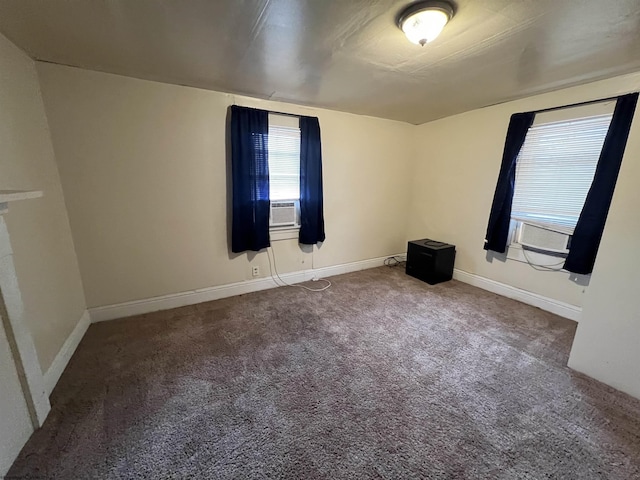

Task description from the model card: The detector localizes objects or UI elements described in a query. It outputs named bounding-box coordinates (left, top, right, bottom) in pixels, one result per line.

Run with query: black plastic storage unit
left=406, top=239, right=456, bottom=285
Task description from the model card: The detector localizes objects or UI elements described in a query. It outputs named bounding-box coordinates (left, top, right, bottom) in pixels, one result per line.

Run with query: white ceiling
left=1, top=0, right=639, bottom=124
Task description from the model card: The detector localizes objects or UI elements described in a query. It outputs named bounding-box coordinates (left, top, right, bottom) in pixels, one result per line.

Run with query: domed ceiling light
left=397, top=1, right=454, bottom=46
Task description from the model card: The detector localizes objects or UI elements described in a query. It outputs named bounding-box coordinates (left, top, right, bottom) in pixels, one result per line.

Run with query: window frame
left=507, top=101, right=615, bottom=262
left=267, top=113, right=301, bottom=237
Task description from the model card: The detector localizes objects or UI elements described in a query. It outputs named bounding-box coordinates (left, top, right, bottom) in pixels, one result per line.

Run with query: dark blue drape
left=230, top=106, right=270, bottom=253
left=484, top=112, right=536, bottom=253
left=563, top=93, right=638, bottom=274
left=299, top=116, right=325, bottom=245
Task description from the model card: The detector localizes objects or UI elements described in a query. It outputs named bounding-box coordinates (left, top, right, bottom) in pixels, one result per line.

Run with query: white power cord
left=266, top=247, right=332, bottom=292
left=522, top=248, right=566, bottom=272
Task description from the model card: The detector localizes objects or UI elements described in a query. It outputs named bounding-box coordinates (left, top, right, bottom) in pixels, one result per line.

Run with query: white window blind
left=268, top=121, right=300, bottom=201
left=511, top=113, right=613, bottom=232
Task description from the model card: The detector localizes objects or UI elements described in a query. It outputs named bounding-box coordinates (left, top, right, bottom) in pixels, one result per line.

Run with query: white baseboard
left=43, top=310, right=91, bottom=396
left=89, top=254, right=405, bottom=323
left=453, top=268, right=582, bottom=322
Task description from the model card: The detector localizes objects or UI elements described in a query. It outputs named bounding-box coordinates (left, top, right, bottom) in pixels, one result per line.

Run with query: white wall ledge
left=0, top=190, right=43, bottom=214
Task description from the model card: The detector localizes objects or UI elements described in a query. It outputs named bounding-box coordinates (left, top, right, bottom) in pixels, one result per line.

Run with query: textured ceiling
left=0, top=0, right=639, bottom=124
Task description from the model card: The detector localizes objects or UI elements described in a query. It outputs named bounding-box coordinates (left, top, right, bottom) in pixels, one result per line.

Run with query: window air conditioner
left=517, top=222, right=570, bottom=255
left=270, top=201, right=299, bottom=228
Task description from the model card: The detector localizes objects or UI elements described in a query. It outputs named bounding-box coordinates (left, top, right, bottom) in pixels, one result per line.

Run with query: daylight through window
left=268, top=118, right=300, bottom=202
left=511, top=113, right=613, bottom=232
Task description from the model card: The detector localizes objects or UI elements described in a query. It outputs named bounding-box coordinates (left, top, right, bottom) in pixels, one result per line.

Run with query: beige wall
left=408, top=72, right=640, bottom=308
left=36, top=63, right=414, bottom=308
left=567, top=96, right=640, bottom=398
left=0, top=34, right=86, bottom=373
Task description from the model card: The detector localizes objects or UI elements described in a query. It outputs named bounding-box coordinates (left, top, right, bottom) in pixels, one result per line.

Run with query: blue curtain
left=230, top=106, right=270, bottom=253
left=563, top=93, right=638, bottom=274
left=299, top=116, right=326, bottom=245
left=484, top=112, right=536, bottom=253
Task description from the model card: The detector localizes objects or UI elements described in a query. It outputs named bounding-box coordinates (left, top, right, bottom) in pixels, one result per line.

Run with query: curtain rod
left=267, top=109, right=302, bottom=118
left=533, top=95, right=621, bottom=115
left=229, top=95, right=310, bottom=118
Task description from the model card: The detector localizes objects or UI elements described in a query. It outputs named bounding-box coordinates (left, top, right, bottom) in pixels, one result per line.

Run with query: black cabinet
left=406, top=239, right=456, bottom=285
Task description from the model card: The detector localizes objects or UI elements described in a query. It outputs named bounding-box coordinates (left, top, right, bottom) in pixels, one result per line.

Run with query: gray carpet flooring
left=8, top=267, right=640, bottom=479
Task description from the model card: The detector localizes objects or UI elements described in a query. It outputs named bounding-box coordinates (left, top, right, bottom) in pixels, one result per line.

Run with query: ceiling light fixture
left=397, top=1, right=454, bottom=46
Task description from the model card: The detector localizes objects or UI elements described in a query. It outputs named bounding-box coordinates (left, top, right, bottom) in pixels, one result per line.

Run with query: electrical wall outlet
left=252, top=266, right=260, bottom=277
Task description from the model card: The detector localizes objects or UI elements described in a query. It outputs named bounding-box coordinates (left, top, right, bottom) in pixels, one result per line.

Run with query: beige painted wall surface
left=36, top=63, right=414, bottom=308
left=568, top=106, right=640, bottom=399
left=408, top=72, right=640, bottom=309
left=0, top=34, right=86, bottom=373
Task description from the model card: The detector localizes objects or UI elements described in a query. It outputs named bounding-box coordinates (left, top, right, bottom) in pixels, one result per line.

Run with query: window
left=268, top=114, right=300, bottom=231
left=230, top=105, right=325, bottom=252
left=511, top=112, right=612, bottom=234
left=508, top=103, right=615, bottom=263
left=268, top=114, right=300, bottom=201
left=485, top=94, right=637, bottom=274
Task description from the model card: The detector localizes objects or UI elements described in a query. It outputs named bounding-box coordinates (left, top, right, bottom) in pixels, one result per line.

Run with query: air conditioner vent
left=517, top=222, right=570, bottom=255
left=270, top=201, right=299, bottom=228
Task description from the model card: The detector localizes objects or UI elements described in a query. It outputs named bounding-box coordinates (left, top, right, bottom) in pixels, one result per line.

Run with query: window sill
left=270, top=227, right=300, bottom=241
